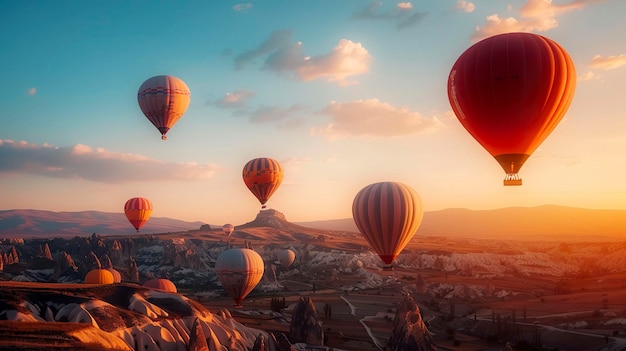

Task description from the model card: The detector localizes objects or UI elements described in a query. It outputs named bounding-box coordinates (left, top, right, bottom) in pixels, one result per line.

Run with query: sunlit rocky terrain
left=1, top=208, right=625, bottom=350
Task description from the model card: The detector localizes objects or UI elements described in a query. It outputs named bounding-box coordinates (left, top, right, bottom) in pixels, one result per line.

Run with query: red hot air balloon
left=215, top=248, right=264, bottom=308
left=447, top=32, right=576, bottom=185
left=242, top=158, right=284, bottom=209
left=352, top=182, right=423, bottom=270
left=124, top=197, right=153, bottom=232
left=137, top=75, right=191, bottom=140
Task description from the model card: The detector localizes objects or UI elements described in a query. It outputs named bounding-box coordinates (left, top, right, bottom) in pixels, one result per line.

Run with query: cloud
left=472, top=0, right=600, bottom=42
left=311, top=98, right=443, bottom=139
left=352, top=1, right=427, bottom=29
left=590, top=54, right=626, bottom=70
left=27, top=88, right=37, bottom=95
left=213, top=90, right=256, bottom=108
left=578, top=71, right=596, bottom=81
left=456, top=0, right=475, bottom=13
left=0, top=139, right=218, bottom=183
left=233, top=3, right=252, bottom=12
left=235, top=30, right=372, bottom=85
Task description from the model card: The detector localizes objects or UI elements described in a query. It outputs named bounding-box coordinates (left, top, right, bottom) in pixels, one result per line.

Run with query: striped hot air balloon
left=242, top=158, right=283, bottom=209
left=137, top=75, right=191, bottom=140
left=352, top=182, right=423, bottom=270
left=84, top=269, right=115, bottom=284
left=143, top=278, right=177, bottom=293
left=124, top=197, right=153, bottom=232
left=215, top=248, right=265, bottom=308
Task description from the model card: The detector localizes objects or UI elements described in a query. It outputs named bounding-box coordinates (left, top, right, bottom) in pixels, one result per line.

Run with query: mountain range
left=0, top=205, right=624, bottom=241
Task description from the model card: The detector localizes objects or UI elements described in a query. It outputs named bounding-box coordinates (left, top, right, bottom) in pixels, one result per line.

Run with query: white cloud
left=578, top=71, right=596, bottom=81
left=214, top=90, right=256, bottom=108
left=27, top=87, right=37, bottom=95
left=235, top=30, right=373, bottom=86
left=233, top=3, right=252, bottom=12
left=472, top=0, right=599, bottom=42
left=248, top=104, right=305, bottom=123
left=456, top=0, right=475, bottom=13
left=312, top=98, right=443, bottom=139
left=353, top=1, right=427, bottom=29
left=590, top=54, right=626, bottom=70
left=0, top=139, right=218, bottom=183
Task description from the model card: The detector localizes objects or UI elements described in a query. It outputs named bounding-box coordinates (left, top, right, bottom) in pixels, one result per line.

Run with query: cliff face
left=386, top=294, right=437, bottom=351
left=0, top=283, right=267, bottom=351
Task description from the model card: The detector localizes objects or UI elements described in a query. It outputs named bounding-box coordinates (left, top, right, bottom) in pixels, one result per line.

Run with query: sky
left=1, top=0, right=626, bottom=226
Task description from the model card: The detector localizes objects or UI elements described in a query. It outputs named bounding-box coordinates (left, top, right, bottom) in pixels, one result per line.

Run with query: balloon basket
left=382, top=265, right=394, bottom=271
left=503, top=174, right=522, bottom=186
left=161, top=135, right=167, bottom=140
left=234, top=304, right=243, bottom=309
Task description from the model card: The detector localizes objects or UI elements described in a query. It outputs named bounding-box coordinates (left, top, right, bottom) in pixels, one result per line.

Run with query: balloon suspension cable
left=503, top=173, right=522, bottom=186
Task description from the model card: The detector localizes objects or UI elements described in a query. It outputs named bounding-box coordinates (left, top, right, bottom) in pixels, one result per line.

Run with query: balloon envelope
left=277, top=249, right=296, bottom=268
left=223, top=224, right=234, bottom=237
left=447, top=32, right=576, bottom=185
left=352, top=182, right=423, bottom=267
left=106, top=268, right=122, bottom=283
left=143, top=278, right=177, bottom=293
left=216, top=248, right=264, bottom=307
left=137, top=75, right=191, bottom=140
left=84, top=269, right=115, bottom=284
left=242, top=158, right=283, bottom=208
left=124, top=197, right=153, bottom=232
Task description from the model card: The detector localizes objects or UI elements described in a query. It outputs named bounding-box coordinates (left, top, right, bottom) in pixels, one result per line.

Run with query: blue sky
left=1, top=0, right=626, bottom=226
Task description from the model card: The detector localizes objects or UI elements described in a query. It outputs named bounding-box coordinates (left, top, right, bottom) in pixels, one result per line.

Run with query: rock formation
left=386, top=294, right=437, bottom=351
left=289, top=296, right=324, bottom=346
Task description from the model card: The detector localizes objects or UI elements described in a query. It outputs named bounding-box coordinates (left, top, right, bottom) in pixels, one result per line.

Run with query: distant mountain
left=1, top=205, right=624, bottom=241
left=0, top=209, right=205, bottom=237
left=296, top=205, right=626, bottom=241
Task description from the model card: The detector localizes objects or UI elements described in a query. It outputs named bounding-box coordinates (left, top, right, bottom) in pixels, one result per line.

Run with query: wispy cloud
left=213, top=90, right=256, bottom=108
left=311, top=98, right=443, bottom=139
left=27, top=87, right=37, bottom=95
left=472, top=0, right=600, bottom=42
left=456, top=0, right=475, bottom=13
left=235, top=30, right=372, bottom=86
left=352, top=1, right=428, bottom=29
left=590, top=54, right=626, bottom=70
left=233, top=3, right=252, bottom=13
left=0, top=139, right=218, bottom=183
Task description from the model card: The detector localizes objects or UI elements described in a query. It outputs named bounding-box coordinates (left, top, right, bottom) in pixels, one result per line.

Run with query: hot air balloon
left=124, top=197, right=153, bottom=232
left=352, top=182, right=423, bottom=270
left=137, top=75, right=191, bottom=140
left=277, top=249, right=296, bottom=268
left=215, top=248, right=264, bottom=308
left=447, top=32, right=576, bottom=185
left=106, top=268, right=122, bottom=283
left=242, top=158, right=283, bottom=209
left=223, top=224, right=234, bottom=238
left=84, top=269, right=115, bottom=284
left=143, top=278, right=177, bottom=293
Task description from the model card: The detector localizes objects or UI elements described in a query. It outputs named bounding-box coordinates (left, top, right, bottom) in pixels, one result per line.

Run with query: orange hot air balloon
left=447, top=32, right=576, bottom=185
left=352, top=182, right=423, bottom=270
left=143, top=278, right=177, bottom=293
left=215, top=248, right=265, bottom=308
left=84, top=269, right=115, bottom=284
left=137, top=75, right=191, bottom=140
left=242, top=158, right=283, bottom=209
left=223, top=224, right=234, bottom=238
left=124, top=197, right=153, bottom=232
